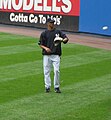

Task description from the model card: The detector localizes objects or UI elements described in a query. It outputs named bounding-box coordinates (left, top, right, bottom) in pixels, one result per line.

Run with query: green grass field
left=0, top=32, right=111, bottom=120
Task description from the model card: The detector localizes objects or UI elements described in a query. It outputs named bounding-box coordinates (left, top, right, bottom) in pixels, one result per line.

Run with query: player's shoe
left=45, top=88, right=50, bottom=93
left=54, top=88, right=61, bottom=93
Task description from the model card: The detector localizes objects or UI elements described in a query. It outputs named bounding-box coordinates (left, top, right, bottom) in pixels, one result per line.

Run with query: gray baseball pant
left=43, top=55, right=60, bottom=89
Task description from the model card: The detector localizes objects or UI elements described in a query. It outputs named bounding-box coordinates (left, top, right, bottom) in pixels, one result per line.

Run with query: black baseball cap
left=47, top=18, right=55, bottom=23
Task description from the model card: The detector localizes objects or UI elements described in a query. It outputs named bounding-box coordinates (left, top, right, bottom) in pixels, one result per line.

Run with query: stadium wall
left=0, top=0, right=111, bottom=36
left=79, top=0, right=111, bottom=36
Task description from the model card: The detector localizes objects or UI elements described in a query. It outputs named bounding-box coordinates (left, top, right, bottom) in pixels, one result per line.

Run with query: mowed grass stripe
left=61, top=59, right=111, bottom=86
left=0, top=33, right=36, bottom=42
left=0, top=33, right=37, bottom=47
left=0, top=74, right=111, bottom=120
left=0, top=45, right=101, bottom=66
left=0, top=42, right=100, bottom=56
left=0, top=43, right=40, bottom=55
left=0, top=47, right=106, bottom=67
left=0, top=51, right=42, bottom=67
left=61, top=49, right=111, bottom=68
left=62, top=73, right=111, bottom=92
left=0, top=50, right=111, bottom=82
left=0, top=38, right=37, bottom=47
left=0, top=74, right=43, bottom=104
left=0, top=60, right=42, bottom=82
left=62, top=43, right=101, bottom=56
left=0, top=59, right=111, bottom=104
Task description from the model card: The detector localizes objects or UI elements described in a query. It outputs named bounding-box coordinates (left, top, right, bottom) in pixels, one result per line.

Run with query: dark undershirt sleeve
left=38, top=32, right=45, bottom=46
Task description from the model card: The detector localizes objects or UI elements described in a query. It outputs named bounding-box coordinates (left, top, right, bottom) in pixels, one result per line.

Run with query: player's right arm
left=39, top=45, right=51, bottom=53
left=38, top=31, right=51, bottom=53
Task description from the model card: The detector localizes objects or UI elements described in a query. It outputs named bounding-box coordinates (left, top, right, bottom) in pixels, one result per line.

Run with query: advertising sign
left=0, top=0, right=80, bottom=31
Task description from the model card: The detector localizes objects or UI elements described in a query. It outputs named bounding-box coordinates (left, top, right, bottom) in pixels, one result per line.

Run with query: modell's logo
left=0, top=0, right=80, bottom=16
left=0, top=0, right=72, bottom=13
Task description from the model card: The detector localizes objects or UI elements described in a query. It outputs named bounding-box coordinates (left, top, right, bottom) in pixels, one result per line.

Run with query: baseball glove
left=54, top=36, right=63, bottom=46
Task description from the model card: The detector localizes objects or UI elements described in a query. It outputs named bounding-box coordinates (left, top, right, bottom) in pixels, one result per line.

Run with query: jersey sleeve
left=38, top=31, right=46, bottom=46
left=59, top=30, right=67, bottom=39
left=59, top=30, right=68, bottom=44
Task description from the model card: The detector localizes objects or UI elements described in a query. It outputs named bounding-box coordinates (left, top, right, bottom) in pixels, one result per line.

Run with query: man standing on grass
left=38, top=18, right=69, bottom=93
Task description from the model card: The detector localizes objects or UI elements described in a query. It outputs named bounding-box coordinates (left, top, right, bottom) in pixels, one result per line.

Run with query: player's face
left=47, top=22, right=54, bottom=30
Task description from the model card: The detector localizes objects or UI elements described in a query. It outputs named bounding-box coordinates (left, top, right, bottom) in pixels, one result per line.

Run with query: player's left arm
left=59, top=31, right=69, bottom=44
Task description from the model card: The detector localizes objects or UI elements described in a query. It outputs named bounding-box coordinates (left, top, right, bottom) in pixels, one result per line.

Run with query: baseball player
left=38, top=18, right=69, bottom=93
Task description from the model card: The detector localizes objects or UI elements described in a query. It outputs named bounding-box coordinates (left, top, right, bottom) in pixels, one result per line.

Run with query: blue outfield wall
left=79, top=0, right=111, bottom=36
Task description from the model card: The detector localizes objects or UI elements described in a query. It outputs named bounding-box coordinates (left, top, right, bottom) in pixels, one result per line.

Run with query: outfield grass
left=0, top=32, right=111, bottom=120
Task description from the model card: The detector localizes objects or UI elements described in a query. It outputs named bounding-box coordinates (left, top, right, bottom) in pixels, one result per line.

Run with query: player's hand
left=45, top=47, right=51, bottom=53
left=62, top=38, right=69, bottom=44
